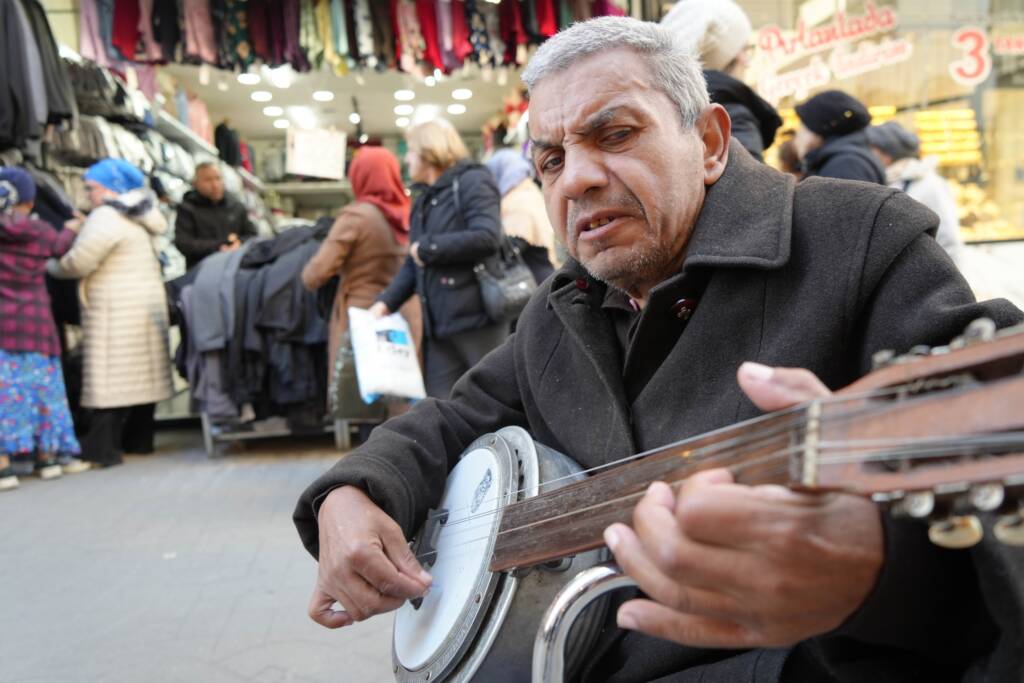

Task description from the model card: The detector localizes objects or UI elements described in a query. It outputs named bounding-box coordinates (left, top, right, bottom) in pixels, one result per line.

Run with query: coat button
left=574, top=278, right=589, bottom=291
left=431, top=198, right=438, bottom=206
left=671, top=298, right=697, bottom=321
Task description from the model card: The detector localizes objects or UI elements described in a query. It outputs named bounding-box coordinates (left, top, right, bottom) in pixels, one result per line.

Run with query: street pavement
left=0, top=427, right=395, bottom=683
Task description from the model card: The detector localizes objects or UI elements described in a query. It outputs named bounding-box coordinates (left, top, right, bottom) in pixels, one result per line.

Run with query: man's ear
left=698, top=104, right=731, bottom=185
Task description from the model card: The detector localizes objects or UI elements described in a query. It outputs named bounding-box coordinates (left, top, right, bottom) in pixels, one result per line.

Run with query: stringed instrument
left=391, top=319, right=1024, bottom=683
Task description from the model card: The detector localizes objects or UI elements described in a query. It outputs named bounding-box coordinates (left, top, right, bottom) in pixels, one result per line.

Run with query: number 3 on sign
left=950, top=27, right=992, bottom=87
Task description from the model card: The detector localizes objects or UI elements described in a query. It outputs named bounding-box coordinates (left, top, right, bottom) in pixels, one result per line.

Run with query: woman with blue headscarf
left=48, top=159, right=173, bottom=467
left=485, top=149, right=559, bottom=266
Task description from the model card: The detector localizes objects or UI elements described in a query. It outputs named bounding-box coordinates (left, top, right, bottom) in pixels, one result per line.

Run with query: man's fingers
left=341, top=571, right=407, bottom=616
left=351, top=538, right=430, bottom=600
left=737, top=362, right=831, bottom=412
left=616, top=599, right=753, bottom=649
left=307, top=585, right=354, bottom=629
left=379, top=522, right=434, bottom=588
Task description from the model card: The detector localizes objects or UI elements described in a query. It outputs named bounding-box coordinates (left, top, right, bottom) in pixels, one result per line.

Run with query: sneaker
left=0, top=468, right=18, bottom=491
left=35, top=460, right=63, bottom=480
left=58, top=458, right=91, bottom=474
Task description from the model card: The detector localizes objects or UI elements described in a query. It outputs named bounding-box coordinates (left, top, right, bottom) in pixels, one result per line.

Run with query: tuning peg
left=952, top=317, right=996, bottom=348
left=994, top=513, right=1024, bottom=546
left=871, top=349, right=896, bottom=370
left=968, top=483, right=1005, bottom=512
left=928, top=515, right=984, bottom=549
left=891, top=490, right=935, bottom=518
left=908, top=344, right=932, bottom=357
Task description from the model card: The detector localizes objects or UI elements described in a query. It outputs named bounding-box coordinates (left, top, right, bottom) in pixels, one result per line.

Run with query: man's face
left=528, top=49, right=725, bottom=296
left=792, top=124, right=823, bottom=161
left=194, top=166, right=225, bottom=202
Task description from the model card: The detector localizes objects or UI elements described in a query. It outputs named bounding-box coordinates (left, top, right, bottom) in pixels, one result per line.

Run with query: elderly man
left=294, top=17, right=1023, bottom=682
left=173, top=161, right=256, bottom=269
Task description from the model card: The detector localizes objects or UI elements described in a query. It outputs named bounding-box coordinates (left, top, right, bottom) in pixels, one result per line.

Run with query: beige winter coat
left=500, top=178, right=559, bottom=265
left=50, top=191, right=173, bottom=408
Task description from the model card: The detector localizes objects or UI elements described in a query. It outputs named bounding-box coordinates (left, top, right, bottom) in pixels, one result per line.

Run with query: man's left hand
left=604, top=362, right=884, bottom=648
left=410, top=242, right=423, bottom=267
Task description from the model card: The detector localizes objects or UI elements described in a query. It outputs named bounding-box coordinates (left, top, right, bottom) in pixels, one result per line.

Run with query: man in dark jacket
left=295, top=17, right=1024, bottom=683
left=173, top=161, right=256, bottom=269
left=794, top=89, right=887, bottom=184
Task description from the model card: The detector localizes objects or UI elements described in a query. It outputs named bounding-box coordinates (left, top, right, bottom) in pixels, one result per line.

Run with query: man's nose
left=560, top=149, right=608, bottom=201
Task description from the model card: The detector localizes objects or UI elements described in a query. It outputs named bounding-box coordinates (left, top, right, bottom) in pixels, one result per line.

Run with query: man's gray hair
left=521, top=17, right=710, bottom=128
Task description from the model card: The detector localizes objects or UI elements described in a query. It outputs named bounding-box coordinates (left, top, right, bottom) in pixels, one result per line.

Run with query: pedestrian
left=661, top=0, right=782, bottom=161
left=0, top=167, right=87, bottom=490
left=174, top=161, right=257, bottom=270
left=48, top=159, right=174, bottom=467
left=485, top=148, right=560, bottom=267
left=301, top=146, right=423, bottom=414
left=867, top=120, right=965, bottom=265
left=793, top=89, right=886, bottom=183
left=297, top=16, right=1023, bottom=682
left=368, top=119, right=505, bottom=399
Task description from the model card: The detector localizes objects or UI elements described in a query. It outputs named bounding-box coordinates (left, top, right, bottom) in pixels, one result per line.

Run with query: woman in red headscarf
left=301, top=147, right=423, bottom=401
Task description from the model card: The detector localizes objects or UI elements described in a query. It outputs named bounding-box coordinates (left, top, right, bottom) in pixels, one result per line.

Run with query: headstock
left=798, top=319, right=1024, bottom=550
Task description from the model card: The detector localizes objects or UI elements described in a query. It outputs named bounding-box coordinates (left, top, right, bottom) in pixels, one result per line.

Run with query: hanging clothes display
left=414, top=0, right=444, bottom=72
left=151, top=0, right=182, bottom=62
left=213, top=0, right=255, bottom=70
left=20, top=0, right=79, bottom=126
left=136, top=0, right=164, bottom=62
left=367, top=0, right=396, bottom=69
left=111, top=0, right=141, bottom=61
left=300, top=0, right=325, bottom=70
left=183, top=0, right=219, bottom=64
left=246, top=0, right=272, bottom=63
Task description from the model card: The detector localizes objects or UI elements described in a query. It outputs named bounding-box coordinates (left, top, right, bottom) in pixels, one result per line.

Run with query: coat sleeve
left=238, top=205, right=258, bottom=239
left=818, top=152, right=883, bottom=184
left=173, top=205, right=222, bottom=263
left=301, top=213, right=357, bottom=292
left=49, top=209, right=122, bottom=279
left=723, top=103, right=765, bottom=162
left=293, top=329, right=529, bottom=556
left=418, top=167, right=502, bottom=267
left=377, top=253, right=418, bottom=314
left=803, top=192, right=1024, bottom=679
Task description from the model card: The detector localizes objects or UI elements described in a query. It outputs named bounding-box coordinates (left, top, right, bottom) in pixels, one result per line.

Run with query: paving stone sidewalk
left=0, top=428, right=395, bottom=683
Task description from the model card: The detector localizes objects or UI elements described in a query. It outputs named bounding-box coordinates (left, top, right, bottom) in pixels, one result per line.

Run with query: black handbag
left=452, top=177, right=538, bottom=323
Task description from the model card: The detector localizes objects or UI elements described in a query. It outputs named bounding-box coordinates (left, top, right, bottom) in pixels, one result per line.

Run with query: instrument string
left=411, top=431, right=1024, bottom=565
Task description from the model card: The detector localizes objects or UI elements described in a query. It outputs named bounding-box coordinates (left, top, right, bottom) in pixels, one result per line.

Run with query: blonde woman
left=369, top=119, right=505, bottom=399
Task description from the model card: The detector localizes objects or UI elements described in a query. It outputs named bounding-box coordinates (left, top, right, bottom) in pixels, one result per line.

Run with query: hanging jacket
left=803, top=130, right=887, bottom=185
left=377, top=161, right=501, bottom=340
left=21, top=0, right=79, bottom=125
left=0, top=0, right=42, bottom=148
left=704, top=69, right=781, bottom=163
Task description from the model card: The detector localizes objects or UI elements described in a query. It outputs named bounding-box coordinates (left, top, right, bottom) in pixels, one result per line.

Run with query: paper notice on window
left=285, top=128, right=347, bottom=180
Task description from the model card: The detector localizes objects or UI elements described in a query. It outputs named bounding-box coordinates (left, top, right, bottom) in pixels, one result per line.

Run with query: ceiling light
left=394, top=89, right=415, bottom=101
left=262, top=105, right=283, bottom=117
left=446, top=103, right=466, bottom=115
left=266, top=64, right=295, bottom=89
left=273, top=119, right=290, bottom=129
left=359, top=133, right=369, bottom=143
left=313, top=90, right=335, bottom=102
left=452, top=88, right=472, bottom=101
left=411, top=104, right=442, bottom=125
left=237, top=72, right=261, bottom=85
left=424, top=76, right=436, bottom=87
left=394, top=104, right=414, bottom=116
left=216, top=79, right=229, bottom=92
left=396, top=117, right=410, bottom=128
left=348, top=112, right=361, bottom=124
left=251, top=90, right=272, bottom=102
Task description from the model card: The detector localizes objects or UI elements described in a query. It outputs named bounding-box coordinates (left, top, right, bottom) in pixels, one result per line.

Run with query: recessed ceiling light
left=266, top=64, right=294, bottom=89
left=313, top=90, right=335, bottom=102
left=251, top=90, right=272, bottom=102
left=273, top=119, right=290, bottom=129
left=424, top=76, right=436, bottom=87
left=262, top=105, right=283, bottom=116
left=237, top=73, right=261, bottom=85
left=359, top=133, right=369, bottom=143
left=396, top=117, right=410, bottom=128
left=446, top=103, right=466, bottom=115
left=348, top=112, right=361, bottom=124
left=290, top=106, right=317, bottom=130
left=394, top=104, right=414, bottom=116
left=452, top=88, right=472, bottom=101
left=394, top=89, right=415, bottom=101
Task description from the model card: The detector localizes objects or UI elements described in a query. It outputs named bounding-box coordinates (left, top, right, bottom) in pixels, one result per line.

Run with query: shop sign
left=949, top=28, right=1024, bottom=88
left=286, top=128, right=348, bottom=180
left=757, top=1, right=897, bottom=62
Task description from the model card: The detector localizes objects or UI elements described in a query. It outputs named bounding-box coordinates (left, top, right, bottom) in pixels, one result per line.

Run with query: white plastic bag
left=348, top=307, right=426, bottom=403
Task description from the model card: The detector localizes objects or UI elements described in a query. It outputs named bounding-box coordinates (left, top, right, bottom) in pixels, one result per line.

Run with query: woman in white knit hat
left=661, top=0, right=782, bottom=162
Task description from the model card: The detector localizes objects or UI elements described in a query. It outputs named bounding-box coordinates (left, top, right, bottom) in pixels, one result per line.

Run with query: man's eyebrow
left=529, top=107, right=627, bottom=153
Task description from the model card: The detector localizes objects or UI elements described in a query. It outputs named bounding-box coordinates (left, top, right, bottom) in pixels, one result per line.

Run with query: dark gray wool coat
left=295, top=144, right=1024, bottom=682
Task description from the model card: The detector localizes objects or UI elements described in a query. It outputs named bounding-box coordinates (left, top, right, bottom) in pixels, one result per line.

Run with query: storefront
left=745, top=0, right=1024, bottom=246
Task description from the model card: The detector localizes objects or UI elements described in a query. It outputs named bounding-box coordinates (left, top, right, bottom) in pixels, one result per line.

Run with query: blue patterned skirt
left=0, top=349, right=81, bottom=457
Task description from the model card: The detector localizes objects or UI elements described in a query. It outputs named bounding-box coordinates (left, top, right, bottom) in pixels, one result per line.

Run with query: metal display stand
left=198, top=412, right=380, bottom=457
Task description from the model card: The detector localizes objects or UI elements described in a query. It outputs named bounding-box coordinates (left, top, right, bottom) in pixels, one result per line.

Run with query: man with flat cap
left=793, top=89, right=886, bottom=184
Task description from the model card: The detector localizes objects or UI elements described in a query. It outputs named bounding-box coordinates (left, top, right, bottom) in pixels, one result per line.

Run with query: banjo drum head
left=393, top=433, right=518, bottom=681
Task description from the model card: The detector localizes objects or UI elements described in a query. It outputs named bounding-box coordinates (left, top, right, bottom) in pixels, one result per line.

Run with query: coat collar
left=548, top=141, right=796, bottom=297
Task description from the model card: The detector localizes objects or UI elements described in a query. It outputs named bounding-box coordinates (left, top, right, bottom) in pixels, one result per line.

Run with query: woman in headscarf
left=0, top=167, right=85, bottom=490
left=485, top=148, right=560, bottom=266
left=48, top=159, right=173, bottom=467
left=301, top=146, right=423, bottom=411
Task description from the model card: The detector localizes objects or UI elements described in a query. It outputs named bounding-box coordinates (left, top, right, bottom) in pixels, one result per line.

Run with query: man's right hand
left=368, top=301, right=390, bottom=319
left=308, top=486, right=432, bottom=629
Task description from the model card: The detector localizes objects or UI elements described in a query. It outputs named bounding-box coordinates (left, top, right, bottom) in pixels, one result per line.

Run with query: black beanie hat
left=795, top=90, right=872, bottom=139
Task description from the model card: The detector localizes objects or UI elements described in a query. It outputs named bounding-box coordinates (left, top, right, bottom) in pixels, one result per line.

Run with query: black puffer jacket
left=174, top=190, right=257, bottom=270
left=803, top=130, right=887, bottom=184
left=705, top=70, right=782, bottom=162
left=378, top=161, right=502, bottom=339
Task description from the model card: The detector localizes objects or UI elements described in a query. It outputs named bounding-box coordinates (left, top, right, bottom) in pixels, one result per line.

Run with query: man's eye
left=603, top=129, right=631, bottom=144
left=541, top=155, right=563, bottom=172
